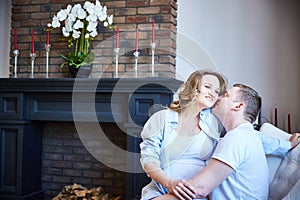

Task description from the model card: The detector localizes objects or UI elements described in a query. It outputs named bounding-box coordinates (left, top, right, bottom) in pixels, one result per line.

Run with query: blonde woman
left=140, top=70, right=226, bottom=200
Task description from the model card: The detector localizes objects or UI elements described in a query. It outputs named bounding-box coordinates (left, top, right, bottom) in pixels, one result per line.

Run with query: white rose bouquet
left=50, top=0, right=114, bottom=68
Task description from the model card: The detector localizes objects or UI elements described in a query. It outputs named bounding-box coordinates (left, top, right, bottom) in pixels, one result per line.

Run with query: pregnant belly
left=169, top=159, right=206, bottom=180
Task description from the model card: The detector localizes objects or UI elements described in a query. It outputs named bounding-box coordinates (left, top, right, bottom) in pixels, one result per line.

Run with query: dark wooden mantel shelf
left=0, top=78, right=181, bottom=92
left=0, top=78, right=182, bottom=200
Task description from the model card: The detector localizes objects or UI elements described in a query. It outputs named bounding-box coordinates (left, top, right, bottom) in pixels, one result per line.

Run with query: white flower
left=62, top=27, right=70, bottom=37
left=57, top=9, right=68, bottom=21
left=95, top=0, right=101, bottom=7
left=72, top=4, right=82, bottom=12
left=86, top=14, right=97, bottom=22
left=95, top=1, right=103, bottom=15
left=107, top=15, right=113, bottom=25
left=72, top=29, right=81, bottom=39
left=85, top=33, right=90, bottom=39
left=51, top=15, right=60, bottom=28
left=66, top=5, right=72, bottom=14
left=87, top=21, right=98, bottom=32
left=65, top=18, right=74, bottom=32
left=73, top=20, right=84, bottom=30
left=97, top=6, right=107, bottom=21
left=77, top=8, right=87, bottom=20
left=103, top=21, right=108, bottom=27
left=84, top=1, right=95, bottom=14
left=71, top=4, right=81, bottom=18
left=68, top=13, right=76, bottom=22
left=90, top=30, right=98, bottom=37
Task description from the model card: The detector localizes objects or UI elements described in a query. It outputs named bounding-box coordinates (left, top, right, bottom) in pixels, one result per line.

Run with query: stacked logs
left=52, top=183, right=122, bottom=200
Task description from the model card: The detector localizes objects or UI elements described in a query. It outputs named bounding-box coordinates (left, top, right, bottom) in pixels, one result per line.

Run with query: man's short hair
left=233, top=83, right=261, bottom=123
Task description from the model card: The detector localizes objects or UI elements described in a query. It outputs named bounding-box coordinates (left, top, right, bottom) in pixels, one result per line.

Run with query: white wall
left=177, top=0, right=300, bottom=132
left=0, top=0, right=11, bottom=77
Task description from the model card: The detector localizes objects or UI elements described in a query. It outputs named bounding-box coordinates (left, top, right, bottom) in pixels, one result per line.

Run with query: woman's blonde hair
left=169, top=70, right=227, bottom=113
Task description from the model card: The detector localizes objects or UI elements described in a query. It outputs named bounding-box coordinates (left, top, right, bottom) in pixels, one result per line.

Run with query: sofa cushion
left=268, top=143, right=300, bottom=200
left=259, top=123, right=291, bottom=183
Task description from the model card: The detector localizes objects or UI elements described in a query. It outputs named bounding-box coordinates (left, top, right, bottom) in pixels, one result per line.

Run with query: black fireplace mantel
left=0, top=78, right=182, bottom=123
left=0, top=78, right=182, bottom=200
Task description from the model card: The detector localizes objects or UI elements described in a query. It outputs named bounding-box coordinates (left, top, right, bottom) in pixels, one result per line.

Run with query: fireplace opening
left=42, top=121, right=128, bottom=200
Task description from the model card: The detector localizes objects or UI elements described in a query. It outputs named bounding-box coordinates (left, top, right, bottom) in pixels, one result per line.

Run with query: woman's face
left=196, top=74, right=221, bottom=109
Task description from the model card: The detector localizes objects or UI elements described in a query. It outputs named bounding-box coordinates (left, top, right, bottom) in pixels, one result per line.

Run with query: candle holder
left=30, top=53, right=36, bottom=78
left=151, top=42, right=156, bottom=77
left=13, top=49, right=19, bottom=78
left=114, top=48, right=120, bottom=78
left=133, top=51, right=139, bottom=78
left=45, top=44, right=51, bottom=78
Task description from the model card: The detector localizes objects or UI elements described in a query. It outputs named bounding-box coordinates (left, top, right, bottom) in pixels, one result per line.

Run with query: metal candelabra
left=13, top=49, right=19, bottom=78
left=45, top=44, right=51, bottom=78
left=133, top=51, right=139, bottom=78
left=30, top=53, right=36, bottom=78
left=114, top=48, right=120, bottom=78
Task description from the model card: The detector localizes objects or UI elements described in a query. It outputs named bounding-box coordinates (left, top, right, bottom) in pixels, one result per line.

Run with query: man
left=150, top=84, right=300, bottom=200
left=173, top=84, right=271, bottom=199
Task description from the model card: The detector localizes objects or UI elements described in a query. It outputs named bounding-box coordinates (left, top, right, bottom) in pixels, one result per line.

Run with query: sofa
left=260, top=123, right=300, bottom=200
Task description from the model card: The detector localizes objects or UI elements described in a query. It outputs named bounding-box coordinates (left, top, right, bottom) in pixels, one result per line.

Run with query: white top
left=211, top=122, right=269, bottom=200
left=166, top=129, right=214, bottom=180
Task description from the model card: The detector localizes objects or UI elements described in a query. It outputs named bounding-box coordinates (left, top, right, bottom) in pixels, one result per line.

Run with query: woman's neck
left=181, top=103, right=206, bottom=120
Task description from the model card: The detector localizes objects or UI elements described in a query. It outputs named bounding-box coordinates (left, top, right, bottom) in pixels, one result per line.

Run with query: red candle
left=116, top=27, right=119, bottom=48
left=14, top=27, right=18, bottom=50
left=135, top=27, right=139, bottom=52
left=274, top=107, right=278, bottom=127
left=288, top=114, right=291, bottom=133
left=31, top=30, right=35, bottom=53
left=152, top=20, right=155, bottom=43
left=46, top=23, right=51, bottom=45
left=46, top=31, right=50, bottom=45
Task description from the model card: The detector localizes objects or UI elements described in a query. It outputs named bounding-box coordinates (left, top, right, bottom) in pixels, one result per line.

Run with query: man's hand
left=289, top=132, right=300, bottom=149
left=166, top=179, right=197, bottom=200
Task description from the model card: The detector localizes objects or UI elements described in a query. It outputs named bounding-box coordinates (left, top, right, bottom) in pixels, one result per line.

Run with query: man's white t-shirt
left=211, top=122, right=269, bottom=200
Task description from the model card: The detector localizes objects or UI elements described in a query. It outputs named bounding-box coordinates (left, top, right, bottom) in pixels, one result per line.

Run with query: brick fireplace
left=42, top=122, right=127, bottom=199
left=0, top=78, right=182, bottom=200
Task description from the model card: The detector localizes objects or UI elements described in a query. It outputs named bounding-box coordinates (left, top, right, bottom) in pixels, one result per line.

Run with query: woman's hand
left=166, top=179, right=197, bottom=200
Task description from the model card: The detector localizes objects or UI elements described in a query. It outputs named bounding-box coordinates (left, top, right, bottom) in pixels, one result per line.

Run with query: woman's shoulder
left=149, top=108, right=178, bottom=123
left=142, top=109, right=178, bottom=138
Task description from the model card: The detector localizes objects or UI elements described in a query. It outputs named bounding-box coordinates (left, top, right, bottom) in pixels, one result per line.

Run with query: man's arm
left=289, top=133, right=300, bottom=149
left=259, top=123, right=300, bottom=156
left=258, top=130, right=300, bottom=157
left=173, top=158, right=234, bottom=200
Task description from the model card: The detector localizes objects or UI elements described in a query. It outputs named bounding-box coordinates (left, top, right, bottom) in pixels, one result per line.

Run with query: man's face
left=212, top=86, right=240, bottom=120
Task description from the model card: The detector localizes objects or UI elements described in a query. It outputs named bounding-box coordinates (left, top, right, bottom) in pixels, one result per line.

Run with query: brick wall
left=42, top=122, right=126, bottom=199
left=10, top=0, right=177, bottom=78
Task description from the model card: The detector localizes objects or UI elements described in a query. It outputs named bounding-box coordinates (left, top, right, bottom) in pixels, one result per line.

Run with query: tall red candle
left=288, top=114, right=291, bottom=133
left=135, top=27, right=139, bottom=52
left=274, top=107, right=278, bottom=127
left=14, top=27, right=18, bottom=50
left=46, top=23, right=51, bottom=45
left=31, top=30, right=35, bottom=53
left=152, top=20, right=155, bottom=43
left=46, top=31, right=50, bottom=45
left=116, top=27, right=119, bottom=48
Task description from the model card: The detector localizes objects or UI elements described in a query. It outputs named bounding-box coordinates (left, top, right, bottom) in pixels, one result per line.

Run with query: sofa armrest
left=259, top=123, right=291, bottom=140
left=259, top=123, right=290, bottom=184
